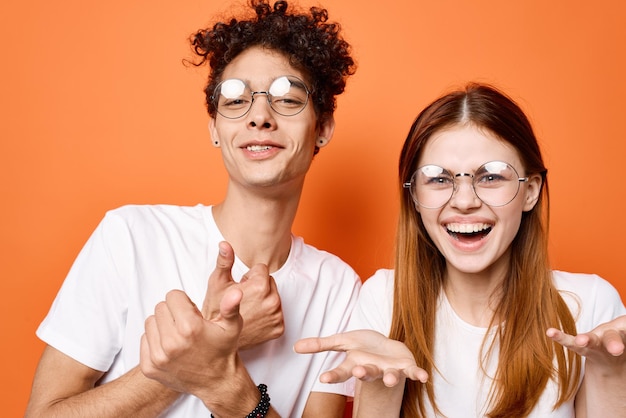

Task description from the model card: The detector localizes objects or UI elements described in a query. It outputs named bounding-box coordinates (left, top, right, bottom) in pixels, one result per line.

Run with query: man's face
left=209, top=46, right=334, bottom=194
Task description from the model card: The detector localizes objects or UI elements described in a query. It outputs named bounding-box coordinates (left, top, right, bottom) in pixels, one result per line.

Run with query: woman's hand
left=548, top=315, right=626, bottom=416
left=294, top=329, right=428, bottom=387
left=547, top=315, right=625, bottom=367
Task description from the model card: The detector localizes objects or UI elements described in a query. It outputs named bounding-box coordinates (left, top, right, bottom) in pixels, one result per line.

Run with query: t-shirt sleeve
left=555, top=271, right=626, bottom=333
left=348, top=269, right=394, bottom=337
left=36, top=210, right=132, bottom=371
left=581, top=274, right=626, bottom=331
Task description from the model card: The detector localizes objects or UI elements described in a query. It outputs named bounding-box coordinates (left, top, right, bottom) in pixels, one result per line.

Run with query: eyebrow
left=288, top=79, right=308, bottom=91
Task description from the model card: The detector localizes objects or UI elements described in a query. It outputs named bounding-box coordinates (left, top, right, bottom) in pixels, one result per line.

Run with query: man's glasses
left=212, top=75, right=310, bottom=119
left=403, top=161, right=529, bottom=209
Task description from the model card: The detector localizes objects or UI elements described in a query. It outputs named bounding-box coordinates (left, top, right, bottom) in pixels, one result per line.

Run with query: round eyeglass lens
left=471, top=161, right=524, bottom=206
left=213, top=76, right=309, bottom=119
left=410, top=165, right=455, bottom=209
left=409, top=161, right=526, bottom=208
left=267, top=76, right=309, bottom=116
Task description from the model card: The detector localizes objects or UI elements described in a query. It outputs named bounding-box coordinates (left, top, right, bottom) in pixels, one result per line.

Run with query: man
left=25, top=1, right=359, bottom=416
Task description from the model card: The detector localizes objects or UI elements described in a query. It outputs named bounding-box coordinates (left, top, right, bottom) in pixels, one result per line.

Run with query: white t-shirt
left=37, top=204, right=361, bottom=417
left=350, top=269, right=626, bottom=418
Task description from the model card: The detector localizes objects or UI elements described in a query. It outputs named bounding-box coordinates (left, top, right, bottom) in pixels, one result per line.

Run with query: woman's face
left=415, top=124, right=541, bottom=279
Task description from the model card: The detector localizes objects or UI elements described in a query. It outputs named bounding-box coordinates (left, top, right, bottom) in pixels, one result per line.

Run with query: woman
left=296, top=83, right=626, bottom=417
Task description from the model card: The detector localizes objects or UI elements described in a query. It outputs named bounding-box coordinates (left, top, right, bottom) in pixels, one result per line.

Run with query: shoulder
left=359, top=269, right=394, bottom=312
left=88, top=204, right=214, bottom=253
left=348, top=269, right=394, bottom=335
left=104, top=203, right=209, bottom=224
left=100, top=204, right=211, bottom=234
left=362, top=268, right=394, bottom=290
left=552, top=270, right=626, bottom=330
left=552, top=270, right=621, bottom=301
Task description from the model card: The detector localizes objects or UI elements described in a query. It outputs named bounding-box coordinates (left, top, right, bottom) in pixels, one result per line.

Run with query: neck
left=443, top=268, right=506, bottom=327
left=212, top=182, right=302, bottom=272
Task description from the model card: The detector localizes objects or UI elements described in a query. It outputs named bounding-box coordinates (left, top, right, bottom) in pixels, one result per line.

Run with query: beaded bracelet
left=210, top=383, right=271, bottom=418
left=245, top=384, right=270, bottom=418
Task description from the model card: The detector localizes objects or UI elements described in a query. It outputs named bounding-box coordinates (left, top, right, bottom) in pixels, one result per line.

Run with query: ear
left=316, top=115, right=336, bottom=148
left=522, top=173, right=542, bottom=212
left=208, top=118, right=221, bottom=147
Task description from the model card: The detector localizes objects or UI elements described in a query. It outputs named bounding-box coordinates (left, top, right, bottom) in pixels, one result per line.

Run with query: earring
left=316, top=137, right=328, bottom=147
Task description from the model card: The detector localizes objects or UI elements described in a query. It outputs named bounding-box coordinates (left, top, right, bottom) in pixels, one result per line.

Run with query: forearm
left=302, top=392, right=347, bottom=418
left=353, top=379, right=405, bottom=418
left=25, top=366, right=180, bottom=418
left=577, top=366, right=626, bottom=417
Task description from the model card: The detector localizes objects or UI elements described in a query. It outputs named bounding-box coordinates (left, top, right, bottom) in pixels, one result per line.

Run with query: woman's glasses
left=404, top=161, right=529, bottom=208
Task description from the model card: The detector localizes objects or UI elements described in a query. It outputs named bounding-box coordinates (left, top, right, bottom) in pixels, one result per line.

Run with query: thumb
left=210, top=287, right=244, bottom=347
left=220, top=286, right=244, bottom=321
left=215, top=241, right=235, bottom=272
left=203, top=241, right=236, bottom=317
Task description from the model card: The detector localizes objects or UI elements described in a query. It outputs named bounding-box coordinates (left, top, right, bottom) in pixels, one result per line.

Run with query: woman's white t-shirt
left=350, top=269, right=626, bottom=417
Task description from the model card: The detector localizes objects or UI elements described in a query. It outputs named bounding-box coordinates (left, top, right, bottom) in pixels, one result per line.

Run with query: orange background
left=2, top=0, right=625, bottom=415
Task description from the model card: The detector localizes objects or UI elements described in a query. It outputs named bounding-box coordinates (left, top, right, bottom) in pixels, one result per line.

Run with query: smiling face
left=208, top=46, right=334, bottom=194
left=416, top=124, right=541, bottom=280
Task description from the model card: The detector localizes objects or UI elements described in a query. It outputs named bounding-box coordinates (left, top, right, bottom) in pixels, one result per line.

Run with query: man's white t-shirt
left=37, top=204, right=361, bottom=417
left=350, top=269, right=626, bottom=417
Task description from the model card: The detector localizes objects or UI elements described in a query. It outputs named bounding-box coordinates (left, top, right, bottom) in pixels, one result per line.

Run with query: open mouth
left=446, top=223, right=492, bottom=242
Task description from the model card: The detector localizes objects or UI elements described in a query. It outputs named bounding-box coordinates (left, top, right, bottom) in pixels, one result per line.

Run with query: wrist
left=210, top=384, right=271, bottom=418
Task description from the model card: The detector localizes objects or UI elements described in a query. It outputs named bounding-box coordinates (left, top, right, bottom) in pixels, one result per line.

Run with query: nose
left=449, top=174, right=481, bottom=210
left=247, top=93, right=275, bottom=129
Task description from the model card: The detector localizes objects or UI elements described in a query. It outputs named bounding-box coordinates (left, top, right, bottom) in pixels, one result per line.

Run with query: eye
left=421, top=174, right=454, bottom=190
left=476, top=173, right=505, bottom=184
left=475, top=163, right=513, bottom=188
left=221, top=97, right=251, bottom=108
left=418, top=165, right=453, bottom=188
left=268, top=76, right=309, bottom=111
left=429, top=176, right=453, bottom=185
left=272, top=95, right=307, bottom=107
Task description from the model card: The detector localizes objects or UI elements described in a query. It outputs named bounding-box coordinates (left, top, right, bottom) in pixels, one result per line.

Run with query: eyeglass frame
left=210, top=75, right=311, bottom=119
left=402, top=160, right=529, bottom=209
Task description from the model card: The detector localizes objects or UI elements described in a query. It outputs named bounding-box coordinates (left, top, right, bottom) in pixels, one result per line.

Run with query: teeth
left=446, top=223, right=491, bottom=233
left=247, top=145, right=272, bottom=152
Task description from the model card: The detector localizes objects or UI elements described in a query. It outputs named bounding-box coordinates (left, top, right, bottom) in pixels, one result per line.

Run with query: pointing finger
left=294, top=335, right=345, bottom=354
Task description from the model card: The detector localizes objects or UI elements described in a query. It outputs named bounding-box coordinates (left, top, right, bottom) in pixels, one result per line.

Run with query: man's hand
left=204, top=241, right=284, bottom=349
left=140, top=285, right=244, bottom=398
left=295, top=330, right=428, bottom=387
